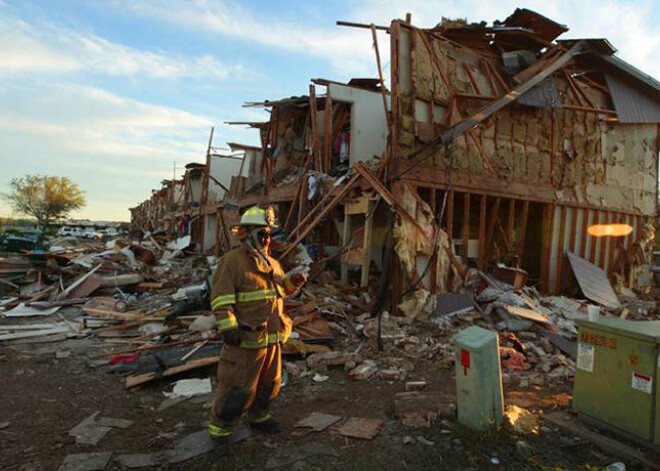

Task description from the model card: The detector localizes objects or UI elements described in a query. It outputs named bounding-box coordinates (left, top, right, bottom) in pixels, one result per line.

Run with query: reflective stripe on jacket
left=210, top=243, right=295, bottom=348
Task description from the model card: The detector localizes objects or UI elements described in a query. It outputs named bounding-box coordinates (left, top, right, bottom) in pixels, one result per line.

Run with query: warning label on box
left=631, top=372, right=652, bottom=394
left=576, top=343, right=594, bottom=372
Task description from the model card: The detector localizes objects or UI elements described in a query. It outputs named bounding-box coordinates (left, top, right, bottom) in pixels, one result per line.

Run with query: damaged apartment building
left=130, top=9, right=660, bottom=313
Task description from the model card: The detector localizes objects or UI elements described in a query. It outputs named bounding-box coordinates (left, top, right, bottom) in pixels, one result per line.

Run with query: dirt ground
left=0, top=334, right=650, bottom=471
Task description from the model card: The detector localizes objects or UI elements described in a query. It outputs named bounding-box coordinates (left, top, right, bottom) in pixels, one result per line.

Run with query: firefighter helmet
left=239, top=206, right=276, bottom=227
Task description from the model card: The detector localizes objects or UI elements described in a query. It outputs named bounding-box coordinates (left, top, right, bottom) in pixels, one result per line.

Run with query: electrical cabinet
left=573, top=318, right=660, bottom=446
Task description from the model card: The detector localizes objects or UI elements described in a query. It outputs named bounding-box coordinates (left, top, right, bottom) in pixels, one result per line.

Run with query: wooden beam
left=599, top=211, right=611, bottom=269
left=463, top=63, right=482, bottom=95
left=308, top=85, right=321, bottom=172
left=361, top=207, right=374, bottom=287
left=282, top=173, right=361, bottom=259
left=507, top=199, right=515, bottom=253
left=561, top=104, right=617, bottom=115
left=485, top=197, right=501, bottom=265
left=540, top=203, right=555, bottom=292
left=126, top=355, right=220, bottom=389
left=336, top=20, right=390, bottom=32
left=569, top=207, right=578, bottom=254
left=323, top=93, right=333, bottom=173
left=371, top=25, right=391, bottom=130
left=463, top=193, right=471, bottom=261
left=478, top=194, right=487, bottom=268
left=400, top=41, right=587, bottom=166
left=516, top=200, right=530, bottom=266
left=580, top=208, right=590, bottom=258
left=446, top=190, right=454, bottom=241
left=556, top=205, right=567, bottom=292
left=590, top=209, right=601, bottom=263
left=607, top=212, right=620, bottom=277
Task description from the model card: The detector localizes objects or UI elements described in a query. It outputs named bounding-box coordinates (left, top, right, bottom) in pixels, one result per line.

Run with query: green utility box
left=573, top=318, right=660, bottom=446
left=454, top=326, right=504, bottom=431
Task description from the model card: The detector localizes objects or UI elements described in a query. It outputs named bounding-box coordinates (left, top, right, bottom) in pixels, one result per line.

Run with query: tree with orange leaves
left=4, top=175, right=86, bottom=227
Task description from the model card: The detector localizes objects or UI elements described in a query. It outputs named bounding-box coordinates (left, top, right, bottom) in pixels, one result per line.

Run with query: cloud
left=111, top=0, right=660, bottom=87
left=0, top=11, right=242, bottom=79
left=0, top=82, right=214, bottom=220
left=349, top=0, right=660, bottom=81
left=0, top=82, right=211, bottom=157
left=113, top=0, right=380, bottom=77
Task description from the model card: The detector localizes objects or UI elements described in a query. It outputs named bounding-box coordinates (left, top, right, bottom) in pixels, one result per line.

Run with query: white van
left=57, top=226, right=84, bottom=238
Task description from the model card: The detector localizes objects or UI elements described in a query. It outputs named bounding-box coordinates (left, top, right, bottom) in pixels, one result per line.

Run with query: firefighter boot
left=207, top=424, right=233, bottom=456
left=248, top=413, right=283, bottom=434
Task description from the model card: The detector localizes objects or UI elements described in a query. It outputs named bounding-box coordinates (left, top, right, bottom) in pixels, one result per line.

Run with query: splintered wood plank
left=125, top=356, right=219, bottom=389
left=505, top=305, right=549, bottom=324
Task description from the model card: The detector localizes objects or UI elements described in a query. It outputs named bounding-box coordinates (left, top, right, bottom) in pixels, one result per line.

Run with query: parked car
left=82, top=228, right=97, bottom=239
left=0, top=230, right=46, bottom=252
left=57, top=226, right=85, bottom=238
left=95, top=228, right=119, bottom=239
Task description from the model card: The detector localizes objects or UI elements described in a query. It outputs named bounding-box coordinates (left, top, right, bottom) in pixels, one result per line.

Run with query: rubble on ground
left=1, top=230, right=658, bottom=428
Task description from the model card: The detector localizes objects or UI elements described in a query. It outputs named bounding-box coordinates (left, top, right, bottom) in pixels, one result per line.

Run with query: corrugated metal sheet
left=567, top=251, right=621, bottom=309
left=605, top=73, right=660, bottom=123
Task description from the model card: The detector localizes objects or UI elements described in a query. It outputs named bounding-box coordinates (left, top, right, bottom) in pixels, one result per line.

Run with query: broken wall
left=208, top=156, right=243, bottom=203
left=327, top=83, right=389, bottom=164
left=395, top=26, right=659, bottom=217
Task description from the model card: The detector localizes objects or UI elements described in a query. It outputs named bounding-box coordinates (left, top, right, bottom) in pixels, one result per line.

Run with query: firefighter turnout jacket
left=210, top=243, right=299, bottom=348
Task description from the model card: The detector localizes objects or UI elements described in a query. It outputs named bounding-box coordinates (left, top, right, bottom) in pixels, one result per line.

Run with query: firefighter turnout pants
left=209, top=343, right=281, bottom=436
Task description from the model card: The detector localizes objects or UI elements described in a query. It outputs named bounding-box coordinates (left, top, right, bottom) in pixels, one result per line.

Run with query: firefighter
left=207, top=206, right=306, bottom=452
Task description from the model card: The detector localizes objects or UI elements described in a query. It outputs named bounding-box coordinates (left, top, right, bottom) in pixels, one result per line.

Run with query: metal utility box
left=573, top=318, right=660, bottom=446
left=454, top=326, right=504, bottom=431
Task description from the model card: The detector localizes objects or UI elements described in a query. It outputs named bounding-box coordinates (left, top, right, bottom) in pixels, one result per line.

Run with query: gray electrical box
left=454, top=326, right=504, bottom=431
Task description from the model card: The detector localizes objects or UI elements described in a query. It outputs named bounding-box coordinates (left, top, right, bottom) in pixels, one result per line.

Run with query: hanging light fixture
left=587, top=223, right=633, bottom=237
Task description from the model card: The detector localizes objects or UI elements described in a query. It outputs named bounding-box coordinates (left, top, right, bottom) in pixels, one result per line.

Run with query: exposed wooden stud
left=446, top=190, right=454, bottom=241
left=516, top=200, right=530, bottom=266
left=463, top=63, right=482, bottom=95
left=323, top=93, right=333, bottom=173
left=590, top=209, right=601, bottom=263
left=371, top=24, right=391, bottom=132
left=214, top=209, right=221, bottom=256
left=480, top=58, right=498, bottom=97
left=580, top=208, right=590, bottom=259
left=562, top=69, right=586, bottom=107
left=599, top=211, right=610, bottom=269
left=608, top=212, right=620, bottom=277
left=507, top=199, right=515, bottom=253
left=478, top=195, right=487, bottom=268
left=308, top=85, right=321, bottom=172
left=560, top=104, right=617, bottom=115
left=463, top=193, right=471, bottom=262
left=485, top=60, right=509, bottom=93
left=283, top=173, right=361, bottom=259
left=540, top=203, right=555, bottom=293
left=556, top=205, right=567, bottom=292
left=569, top=207, right=577, bottom=254
left=485, top=197, right=501, bottom=265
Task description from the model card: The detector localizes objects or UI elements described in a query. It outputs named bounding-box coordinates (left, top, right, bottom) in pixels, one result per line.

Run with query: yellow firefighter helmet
left=239, top=206, right=276, bottom=227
